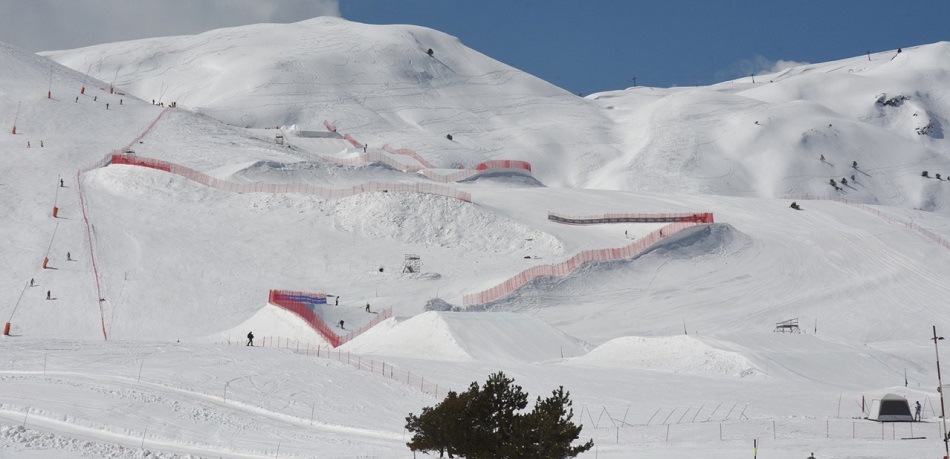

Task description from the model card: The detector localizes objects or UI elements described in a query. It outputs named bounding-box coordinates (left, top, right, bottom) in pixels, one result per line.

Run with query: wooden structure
left=774, top=318, right=801, bottom=333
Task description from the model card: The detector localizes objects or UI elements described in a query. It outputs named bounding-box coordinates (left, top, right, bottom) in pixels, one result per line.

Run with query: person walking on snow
left=46, top=290, right=51, bottom=300
left=30, top=278, right=34, bottom=287
left=246, top=331, right=254, bottom=346
left=335, top=296, right=339, bottom=306
left=365, top=303, right=371, bottom=313
left=915, top=400, right=922, bottom=421
left=60, top=178, right=64, bottom=187
left=338, top=320, right=345, bottom=329
left=67, top=252, right=71, bottom=261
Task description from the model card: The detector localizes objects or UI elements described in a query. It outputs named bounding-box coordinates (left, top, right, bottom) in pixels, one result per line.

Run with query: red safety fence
left=382, top=144, right=435, bottom=169
left=475, top=159, right=532, bottom=172
left=796, top=195, right=950, bottom=250
left=462, top=219, right=711, bottom=306
left=343, top=133, right=362, bottom=148
left=269, top=290, right=340, bottom=347
left=72, top=108, right=172, bottom=341
left=418, top=168, right=478, bottom=183
left=111, top=154, right=171, bottom=172
left=269, top=290, right=394, bottom=348
left=105, top=154, right=472, bottom=202
left=339, top=307, right=393, bottom=346
left=548, top=212, right=714, bottom=225
left=123, top=107, right=171, bottom=151
left=323, top=120, right=337, bottom=132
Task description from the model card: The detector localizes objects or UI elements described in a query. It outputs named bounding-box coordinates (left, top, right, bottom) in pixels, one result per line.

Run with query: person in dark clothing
left=60, top=179, right=64, bottom=187
left=67, top=252, right=71, bottom=261
left=852, top=160, right=858, bottom=169
left=339, top=320, right=345, bottom=329
left=427, top=48, right=434, bottom=57
left=30, top=278, right=34, bottom=287
left=365, top=303, right=371, bottom=313
left=46, top=290, right=51, bottom=300
left=335, top=296, right=339, bottom=306
left=246, top=331, right=254, bottom=346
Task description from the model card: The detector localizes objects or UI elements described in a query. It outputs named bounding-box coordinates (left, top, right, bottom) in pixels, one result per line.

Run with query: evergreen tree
left=405, top=371, right=593, bottom=458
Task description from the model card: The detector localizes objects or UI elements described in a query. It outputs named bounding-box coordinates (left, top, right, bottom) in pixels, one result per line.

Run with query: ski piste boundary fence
left=797, top=195, right=950, bottom=250
left=462, top=213, right=714, bottom=307
left=268, top=290, right=393, bottom=348
left=106, top=154, right=472, bottom=202
left=225, top=336, right=444, bottom=398
left=580, top=416, right=941, bottom=446
left=548, top=212, right=714, bottom=225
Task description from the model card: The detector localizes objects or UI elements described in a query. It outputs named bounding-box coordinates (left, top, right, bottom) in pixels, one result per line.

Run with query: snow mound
left=217, top=303, right=330, bottom=347
left=343, top=311, right=588, bottom=363
left=329, top=192, right=563, bottom=253
left=565, top=335, right=758, bottom=377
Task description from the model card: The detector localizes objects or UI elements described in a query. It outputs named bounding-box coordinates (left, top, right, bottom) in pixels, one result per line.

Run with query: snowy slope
left=2, top=18, right=950, bottom=458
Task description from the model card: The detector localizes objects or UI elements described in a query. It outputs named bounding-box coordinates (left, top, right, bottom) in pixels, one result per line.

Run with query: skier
left=106, top=103, right=109, bottom=110
left=852, top=160, right=858, bottom=169
left=446, top=134, right=453, bottom=141
left=46, top=290, right=51, bottom=300
left=365, top=303, right=371, bottom=313
left=338, top=320, right=345, bottom=329
left=807, top=454, right=816, bottom=459
left=915, top=400, right=922, bottom=421
left=363, top=144, right=367, bottom=153
left=841, top=177, right=847, bottom=185
left=820, top=154, right=825, bottom=161
left=75, top=97, right=78, bottom=103
left=246, top=331, right=254, bottom=346
left=67, top=252, right=71, bottom=261
left=851, top=174, right=856, bottom=182
left=829, top=178, right=836, bottom=187
left=335, top=296, right=339, bottom=306
left=40, top=141, right=44, bottom=148
left=30, top=278, right=34, bottom=287
left=427, top=48, right=434, bottom=57
left=93, top=96, right=97, bottom=101
left=60, top=179, right=64, bottom=187
left=119, top=99, right=123, bottom=105
left=790, top=201, right=801, bottom=210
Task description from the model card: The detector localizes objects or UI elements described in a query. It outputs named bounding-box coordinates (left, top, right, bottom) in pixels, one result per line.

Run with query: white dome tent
left=868, top=393, right=914, bottom=422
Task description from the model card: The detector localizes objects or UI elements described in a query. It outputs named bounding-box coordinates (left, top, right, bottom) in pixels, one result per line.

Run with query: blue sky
left=1, top=0, right=947, bottom=95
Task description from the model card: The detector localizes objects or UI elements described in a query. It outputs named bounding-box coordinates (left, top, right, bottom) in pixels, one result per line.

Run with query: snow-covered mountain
left=2, top=17, right=950, bottom=458
left=44, top=18, right=950, bottom=209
